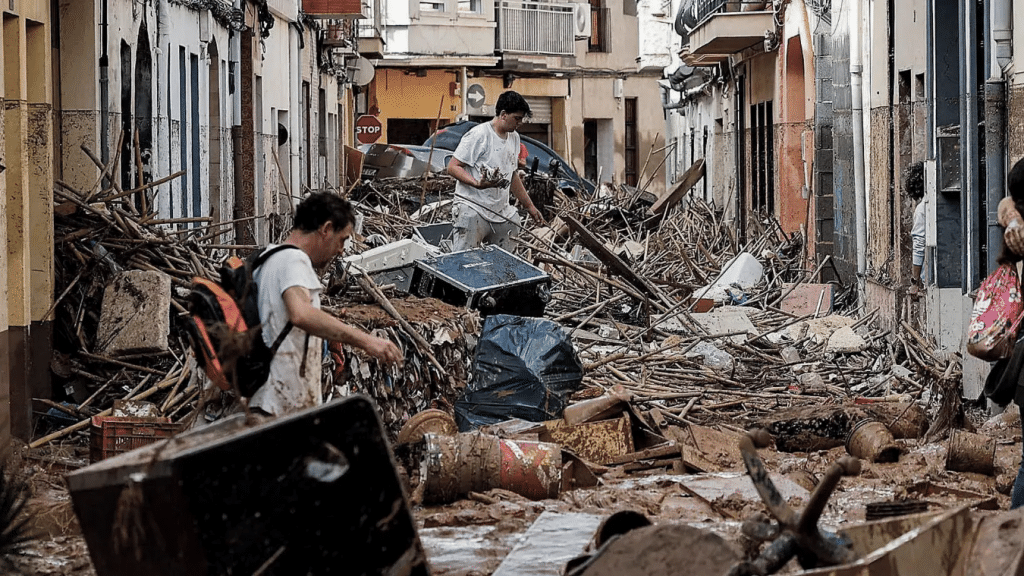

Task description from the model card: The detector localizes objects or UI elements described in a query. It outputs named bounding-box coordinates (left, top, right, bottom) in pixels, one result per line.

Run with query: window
left=588, top=0, right=608, bottom=52
left=420, top=0, right=444, bottom=12
left=458, top=0, right=481, bottom=13
left=750, top=100, right=775, bottom=214
left=624, top=98, right=638, bottom=187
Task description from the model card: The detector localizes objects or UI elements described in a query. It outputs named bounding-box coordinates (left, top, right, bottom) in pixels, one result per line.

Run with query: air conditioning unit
left=573, top=3, right=591, bottom=39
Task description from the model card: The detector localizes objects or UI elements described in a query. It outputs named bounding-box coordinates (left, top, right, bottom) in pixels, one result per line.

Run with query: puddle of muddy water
left=491, top=512, right=602, bottom=576
left=420, top=525, right=502, bottom=575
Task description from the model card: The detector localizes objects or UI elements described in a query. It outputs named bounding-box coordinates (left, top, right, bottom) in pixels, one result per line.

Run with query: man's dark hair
left=495, top=91, right=532, bottom=119
left=293, top=192, right=356, bottom=232
left=904, top=161, right=924, bottom=201
left=1009, top=157, right=1024, bottom=204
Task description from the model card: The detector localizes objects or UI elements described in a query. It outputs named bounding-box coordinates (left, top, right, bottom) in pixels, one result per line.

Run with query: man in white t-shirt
left=250, top=192, right=403, bottom=416
left=446, top=91, right=545, bottom=251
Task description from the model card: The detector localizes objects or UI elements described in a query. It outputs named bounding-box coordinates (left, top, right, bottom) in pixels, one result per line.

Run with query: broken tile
left=780, top=283, right=834, bottom=316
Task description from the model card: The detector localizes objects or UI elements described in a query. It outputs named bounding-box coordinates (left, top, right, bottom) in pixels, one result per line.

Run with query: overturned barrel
left=945, top=430, right=995, bottom=476
left=421, top=432, right=562, bottom=504
left=845, top=419, right=901, bottom=463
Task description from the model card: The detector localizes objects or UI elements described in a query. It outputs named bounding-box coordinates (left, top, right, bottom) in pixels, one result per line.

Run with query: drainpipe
left=289, top=22, right=302, bottom=209
left=230, top=0, right=242, bottom=122
left=100, top=0, right=110, bottom=164
left=156, top=0, right=171, bottom=217
left=850, top=0, right=867, bottom=288
left=925, top=0, right=933, bottom=158
left=985, top=0, right=1011, bottom=272
left=992, top=0, right=1012, bottom=70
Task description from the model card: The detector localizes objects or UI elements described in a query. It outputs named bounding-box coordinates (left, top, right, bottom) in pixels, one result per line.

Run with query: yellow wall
left=2, top=3, right=55, bottom=448
left=371, top=69, right=462, bottom=139
left=368, top=69, right=572, bottom=147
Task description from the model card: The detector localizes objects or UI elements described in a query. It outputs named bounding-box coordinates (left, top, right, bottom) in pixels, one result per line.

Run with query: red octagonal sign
left=355, top=115, right=382, bottom=145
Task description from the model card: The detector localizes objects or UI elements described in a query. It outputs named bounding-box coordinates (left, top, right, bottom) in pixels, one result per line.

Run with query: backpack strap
left=254, top=244, right=302, bottom=356
left=253, top=244, right=301, bottom=270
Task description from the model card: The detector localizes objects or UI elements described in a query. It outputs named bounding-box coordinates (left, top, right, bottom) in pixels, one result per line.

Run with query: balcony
left=357, top=20, right=385, bottom=58
left=497, top=1, right=575, bottom=57
left=681, top=0, right=773, bottom=66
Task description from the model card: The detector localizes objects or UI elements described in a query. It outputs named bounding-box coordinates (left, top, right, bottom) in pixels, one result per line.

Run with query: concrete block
left=788, top=314, right=856, bottom=345
left=684, top=341, right=735, bottom=371
left=797, top=372, right=827, bottom=394
left=692, top=306, right=758, bottom=344
left=95, top=271, right=171, bottom=355
left=825, top=326, right=868, bottom=353
left=780, top=283, right=834, bottom=316
left=693, top=253, right=764, bottom=303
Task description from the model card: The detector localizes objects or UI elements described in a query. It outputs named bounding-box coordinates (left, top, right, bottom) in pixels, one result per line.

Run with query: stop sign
left=355, top=115, right=382, bottom=145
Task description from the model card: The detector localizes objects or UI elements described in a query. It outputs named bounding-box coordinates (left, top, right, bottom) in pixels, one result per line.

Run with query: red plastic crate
left=89, top=416, right=180, bottom=463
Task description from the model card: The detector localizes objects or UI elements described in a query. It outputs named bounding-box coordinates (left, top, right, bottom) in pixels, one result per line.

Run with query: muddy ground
left=8, top=404, right=1021, bottom=575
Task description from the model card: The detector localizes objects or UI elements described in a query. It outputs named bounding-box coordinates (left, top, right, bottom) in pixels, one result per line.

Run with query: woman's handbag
left=967, top=264, right=1024, bottom=361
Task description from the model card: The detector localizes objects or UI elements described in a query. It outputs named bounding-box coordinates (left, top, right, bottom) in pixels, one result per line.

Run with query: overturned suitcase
left=67, top=395, right=429, bottom=576
left=413, top=245, right=551, bottom=317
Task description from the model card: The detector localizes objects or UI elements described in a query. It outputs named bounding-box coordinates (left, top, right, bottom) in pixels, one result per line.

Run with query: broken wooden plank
left=648, top=158, right=705, bottom=216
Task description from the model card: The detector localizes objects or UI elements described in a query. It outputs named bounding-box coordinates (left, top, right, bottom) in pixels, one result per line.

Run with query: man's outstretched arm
left=282, top=286, right=403, bottom=365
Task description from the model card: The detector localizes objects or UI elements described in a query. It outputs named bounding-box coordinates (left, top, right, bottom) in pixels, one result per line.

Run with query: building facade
left=1, top=1, right=55, bottom=452
left=666, top=0, right=1024, bottom=406
left=355, top=0, right=667, bottom=194
left=0, top=0, right=363, bottom=449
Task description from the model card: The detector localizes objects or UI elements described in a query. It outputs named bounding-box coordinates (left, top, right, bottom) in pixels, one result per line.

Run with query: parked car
left=358, top=143, right=452, bottom=180
left=422, top=120, right=595, bottom=195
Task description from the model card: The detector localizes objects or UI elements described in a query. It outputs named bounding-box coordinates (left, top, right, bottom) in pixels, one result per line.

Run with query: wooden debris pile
left=506, top=182, right=961, bottom=441
left=322, top=297, right=479, bottom=440
left=44, top=151, right=234, bottom=447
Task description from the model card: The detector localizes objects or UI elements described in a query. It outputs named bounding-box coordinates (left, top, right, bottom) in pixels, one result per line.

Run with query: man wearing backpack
left=250, top=192, right=403, bottom=416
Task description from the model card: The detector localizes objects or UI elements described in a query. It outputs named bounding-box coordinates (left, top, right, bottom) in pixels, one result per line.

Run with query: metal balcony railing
left=497, top=1, right=575, bottom=56
left=694, top=0, right=768, bottom=27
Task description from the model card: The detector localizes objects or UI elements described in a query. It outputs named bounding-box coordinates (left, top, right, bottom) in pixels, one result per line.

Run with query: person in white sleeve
left=251, top=192, right=403, bottom=417
left=446, top=90, right=545, bottom=252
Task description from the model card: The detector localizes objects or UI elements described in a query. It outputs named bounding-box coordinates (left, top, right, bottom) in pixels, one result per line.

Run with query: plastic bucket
left=421, top=432, right=562, bottom=504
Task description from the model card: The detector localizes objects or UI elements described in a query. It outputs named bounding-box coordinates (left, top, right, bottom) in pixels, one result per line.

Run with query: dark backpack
left=187, top=245, right=299, bottom=397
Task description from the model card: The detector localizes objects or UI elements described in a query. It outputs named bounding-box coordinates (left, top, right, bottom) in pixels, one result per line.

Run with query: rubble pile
left=324, top=297, right=479, bottom=439
left=45, top=173, right=230, bottom=446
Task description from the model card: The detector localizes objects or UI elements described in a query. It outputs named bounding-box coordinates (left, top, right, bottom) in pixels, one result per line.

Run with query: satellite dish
left=350, top=57, right=375, bottom=87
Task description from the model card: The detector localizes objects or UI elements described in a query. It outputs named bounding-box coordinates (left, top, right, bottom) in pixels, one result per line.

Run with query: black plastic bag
left=455, top=314, right=584, bottom=431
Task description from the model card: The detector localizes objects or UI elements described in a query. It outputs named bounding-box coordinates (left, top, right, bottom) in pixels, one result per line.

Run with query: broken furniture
left=729, top=430, right=860, bottom=574
left=67, top=395, right=428, bottom=576
left=414, top=245, right=552, bottom=317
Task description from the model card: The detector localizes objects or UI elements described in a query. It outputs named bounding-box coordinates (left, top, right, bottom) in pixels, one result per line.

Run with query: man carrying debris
left=251, top=192, right=403, bottom=416
left=447, top=90, right=544, bottom=251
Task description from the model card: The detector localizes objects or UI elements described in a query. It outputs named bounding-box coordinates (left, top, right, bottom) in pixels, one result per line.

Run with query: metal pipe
left=992, top=0, right=1012, bottom=71
left=850, top=0, right=867, bottom=284
left=961, top=0, right=981, bottom=290
left=986, top=0, right=1009, bottom=273
left=100, top=0, right=109, bottom=165
left=289, top=21, right=301, bottom=208
left=156, top=0, right=171, bottom=218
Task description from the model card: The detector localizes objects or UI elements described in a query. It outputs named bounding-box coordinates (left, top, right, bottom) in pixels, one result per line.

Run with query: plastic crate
left=89, top=416, right=180, bottom=463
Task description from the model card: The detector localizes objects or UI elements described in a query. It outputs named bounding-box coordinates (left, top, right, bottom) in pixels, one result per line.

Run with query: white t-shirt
left=250, top=245, right=323, bottom=416
left=452, top=121, right=520, bottom=223
left=911, top=201, right=926, bottom=267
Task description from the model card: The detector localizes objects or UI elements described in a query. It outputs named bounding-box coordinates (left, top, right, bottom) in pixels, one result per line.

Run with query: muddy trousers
left=451, top=204, right=521, bottom=252
left=1014, top=440, right=1024, bottom=509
